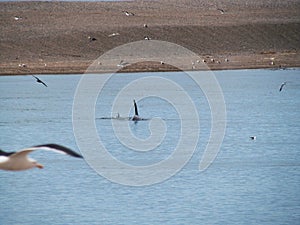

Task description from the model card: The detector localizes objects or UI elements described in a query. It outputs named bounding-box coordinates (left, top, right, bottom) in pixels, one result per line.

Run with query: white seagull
left=217, top=8, right=225, bottom=14
left=88, top=36, right=97, bottom=42
left=108, top=32, right=120, bottom=37
left=0, top=143, right=82, bottom=171
left=122, top=11, right=134, bottom=16
left=279, top=82, right=287, bottom=92
left=14, top=16, right=22, bottom=21
left=117, top=60, right=130, bottom=68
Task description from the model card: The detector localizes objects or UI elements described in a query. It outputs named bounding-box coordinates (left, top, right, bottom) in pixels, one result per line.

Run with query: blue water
left=0, top=69, right=299, bottom=224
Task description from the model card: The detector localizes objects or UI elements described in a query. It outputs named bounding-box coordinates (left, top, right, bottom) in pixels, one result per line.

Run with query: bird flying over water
left=32, top=75, right=47, bottom=87
left=0, top=143, right=82, bottom=171
left=279, top=82, right=287, bottom=92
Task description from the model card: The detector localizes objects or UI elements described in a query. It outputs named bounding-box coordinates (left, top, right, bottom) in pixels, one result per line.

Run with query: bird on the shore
left=279, top=82, right=287, bottom=92
left=143, top=24, right=148, bottom=28
left=0, top=143, right=82, bottom=171
left=88, top=36, right=97, bottom=42
left=32, top=75, right=47, bottom=87
left=250, top=136, right=256, bottom=140
left=14, top=16, right=22, bottom=21
left=18, top=63, right=27, bottom=68
left=192, top=61, right=196, bottom=69
left=117, top=60, right=130, bottom=68
left=217, top=8, right=225, bottom=14
left=144, top=36, right=151, bottom=40
left=122, top=11, right=134, bottom=16
left=108, top=32, right=120, bottom=37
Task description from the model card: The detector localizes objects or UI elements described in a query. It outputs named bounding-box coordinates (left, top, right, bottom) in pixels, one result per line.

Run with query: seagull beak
left=36, top=163, right=44, bottom=169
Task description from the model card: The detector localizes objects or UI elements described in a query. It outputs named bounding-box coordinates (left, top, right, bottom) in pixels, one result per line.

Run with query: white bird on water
left=0, top=144, right=82, bottom=171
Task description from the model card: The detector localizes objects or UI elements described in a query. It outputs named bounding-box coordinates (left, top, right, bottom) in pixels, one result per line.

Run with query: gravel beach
left=0, top=0, right=299, bottom=75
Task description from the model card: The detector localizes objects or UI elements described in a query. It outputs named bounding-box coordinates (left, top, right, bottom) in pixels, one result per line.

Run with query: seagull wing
left=40, top=80, right=48, bottom=87
left=9, top=149, right=35, bottom=160
left=30, top=144, right=82, bottom=158
left=32, top=75, right=38, bottom=81
left=0, top=149, right=15, bottom=156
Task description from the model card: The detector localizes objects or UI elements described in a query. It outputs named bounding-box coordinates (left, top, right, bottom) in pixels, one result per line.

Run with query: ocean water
left=0, top=69, right=299, bottom=224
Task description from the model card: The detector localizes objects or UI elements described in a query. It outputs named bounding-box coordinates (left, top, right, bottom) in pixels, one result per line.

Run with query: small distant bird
left=117, top=60, right=130, bottom=68
left=122, top=11, right=134, bottom=16
left=0, top=143, right=82, bottom=171
left=279, top=82, right=287, bottom=92
left=217, top=8, right=225, bottom=14
left=144, top=36, right=151, bottom=40
left=108, top=32, right=120, bottom=37
left=32, top=75, right=47, bottom=87
left=250, top=136, right=256, bottom=140
left=88, top=36, right=97, bottom=42
left=192, top=61, right=196, bottom=69
left=18, top=63, right=26, bottom=68
left=14, top=16, right=22, bottom=21
left=143, top=24, right=148, bottom=28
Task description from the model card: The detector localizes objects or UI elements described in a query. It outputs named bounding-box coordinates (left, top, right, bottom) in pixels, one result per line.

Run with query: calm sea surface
left=0, top=69, right=299, bottom=224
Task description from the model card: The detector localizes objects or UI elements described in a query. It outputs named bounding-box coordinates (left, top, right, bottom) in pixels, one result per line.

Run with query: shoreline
left=2, top=51, right=299, bottom=75
left=1, top=1, right=299, bottom=75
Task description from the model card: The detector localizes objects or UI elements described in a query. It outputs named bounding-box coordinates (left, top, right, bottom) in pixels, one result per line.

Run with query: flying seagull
left=0, top=143, right=82, bottom=171
left=279, top=82, right=287, bottom=92
left=250, top=136, right=256, bottom=140
left=32, top=75, right=47, bottom=87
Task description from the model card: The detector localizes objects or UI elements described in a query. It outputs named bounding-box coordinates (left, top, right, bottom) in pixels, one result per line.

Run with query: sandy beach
left=0, top=0, right=299, bottom=75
